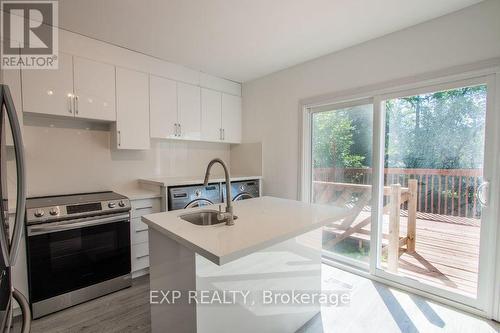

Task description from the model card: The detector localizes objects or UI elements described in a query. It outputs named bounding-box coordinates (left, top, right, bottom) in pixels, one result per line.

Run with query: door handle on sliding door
left=477, top=181, right=489, bottom=207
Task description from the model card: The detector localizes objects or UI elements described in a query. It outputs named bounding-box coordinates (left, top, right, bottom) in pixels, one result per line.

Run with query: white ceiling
left=58, top=0, right=483, bottom=82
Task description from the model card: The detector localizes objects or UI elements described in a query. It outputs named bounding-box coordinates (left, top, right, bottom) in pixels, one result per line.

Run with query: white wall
left=17, top=120, right=230, bottom=197
left=242, top=0, right=500, bottom=199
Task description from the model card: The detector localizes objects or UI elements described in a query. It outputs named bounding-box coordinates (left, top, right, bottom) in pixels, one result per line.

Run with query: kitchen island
left=142, top=196, right=350, bottom=333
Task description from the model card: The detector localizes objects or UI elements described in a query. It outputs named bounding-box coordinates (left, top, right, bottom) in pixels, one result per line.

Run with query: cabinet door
left=177, top=82, right=201, bottom=140
left=201, top=88, right=222, bottom=141
left=22, top=52, right=74, bottom=117
left=115, top=68, right=150, bottom=150
left=73, top=57, right=116, bottom=121
left=150, top=75, right=177, bottom=139
left=221, top=94, right=242, bottom=143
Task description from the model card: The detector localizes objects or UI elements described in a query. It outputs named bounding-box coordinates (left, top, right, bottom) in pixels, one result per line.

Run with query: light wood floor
left=11, top=266, right=499, bottom=333
left=16, top=275, right=151, bottom=333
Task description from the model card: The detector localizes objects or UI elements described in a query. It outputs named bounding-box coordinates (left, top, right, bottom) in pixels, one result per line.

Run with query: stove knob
left=108, top=202, right=116, bottom=208
left=118, top=200, right=126, bottom=207
left=239, top=185, right=245, bottom=192
left=34, top=209, right=45, bottom=218
left=49, top=208, right=59, bottom=216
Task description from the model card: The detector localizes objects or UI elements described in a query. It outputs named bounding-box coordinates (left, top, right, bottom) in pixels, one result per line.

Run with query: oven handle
left=27, top=213, right=130, bottom=236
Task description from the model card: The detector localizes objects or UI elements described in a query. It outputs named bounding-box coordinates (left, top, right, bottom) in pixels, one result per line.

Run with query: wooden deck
left=323, top=210, right=480, bottom=297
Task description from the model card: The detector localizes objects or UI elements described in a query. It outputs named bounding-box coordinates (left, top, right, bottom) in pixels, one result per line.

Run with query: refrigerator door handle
left=0, top=86, right=10, bottom=266
left=2, top=85, right=26, bottom=267
left=13, top=288, right=31, bottom=333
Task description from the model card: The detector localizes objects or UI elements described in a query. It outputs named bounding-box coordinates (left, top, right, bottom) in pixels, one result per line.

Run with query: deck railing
left=313, top=168, right=483, bottom=218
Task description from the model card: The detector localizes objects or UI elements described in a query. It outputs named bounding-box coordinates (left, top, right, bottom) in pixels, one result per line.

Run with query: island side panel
left=196, top=229, right=322, bottom=333
left=149, top=229, right=197, bottom=333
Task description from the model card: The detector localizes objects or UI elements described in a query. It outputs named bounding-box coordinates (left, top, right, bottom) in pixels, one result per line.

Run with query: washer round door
left=184, top=198, right=214, bottom=209
left=233, top=192, right=254, bottom=201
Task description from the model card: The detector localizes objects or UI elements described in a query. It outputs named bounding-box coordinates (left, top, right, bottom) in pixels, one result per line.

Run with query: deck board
left=323, top=210, right=480, bottom=297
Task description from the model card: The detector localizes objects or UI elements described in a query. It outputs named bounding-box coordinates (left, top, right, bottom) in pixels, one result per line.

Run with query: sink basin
left=179, top=210, right=238, bottom=226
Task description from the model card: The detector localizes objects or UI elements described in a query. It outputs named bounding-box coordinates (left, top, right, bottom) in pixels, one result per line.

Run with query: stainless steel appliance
left=168, top=183, right=222, bottom=210
left=0, top=85, right=30, bottom=333
left=223, top=179, right=260, bottom=201
left=25, top=192, right=132, bottom=319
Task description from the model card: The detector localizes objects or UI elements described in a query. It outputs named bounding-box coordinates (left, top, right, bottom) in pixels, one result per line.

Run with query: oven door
left=26, top=213, right=131, bottom=304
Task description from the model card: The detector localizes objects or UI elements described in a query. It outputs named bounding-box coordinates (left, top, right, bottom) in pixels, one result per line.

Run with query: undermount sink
left=180, top=210, right=238, bottom=226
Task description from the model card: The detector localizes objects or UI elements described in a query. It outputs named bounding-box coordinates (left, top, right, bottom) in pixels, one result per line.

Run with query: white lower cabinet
left=131, top=242, right=150, bottom=274
left=130, top=197, right=160, bottom=277
left=115, top=68, right=150, bottom=149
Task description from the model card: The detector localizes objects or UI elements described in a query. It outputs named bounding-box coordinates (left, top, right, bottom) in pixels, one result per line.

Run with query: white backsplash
left=7, top=117, right=230, bottom=197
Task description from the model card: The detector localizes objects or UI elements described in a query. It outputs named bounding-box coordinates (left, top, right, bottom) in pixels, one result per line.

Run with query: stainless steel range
left=25, top=191, right=132, bottom=318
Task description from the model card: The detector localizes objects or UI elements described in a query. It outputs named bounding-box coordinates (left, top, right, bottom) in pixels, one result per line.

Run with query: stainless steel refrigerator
left=0, top=84, right=30, bottom=332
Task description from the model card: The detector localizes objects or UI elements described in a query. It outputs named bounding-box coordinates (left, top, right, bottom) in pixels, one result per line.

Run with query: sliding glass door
left=310, top=102, right=373, bottom=267
left=372, top=76, right=498, bottom=309
left=305, top=74, right=499, bottom=312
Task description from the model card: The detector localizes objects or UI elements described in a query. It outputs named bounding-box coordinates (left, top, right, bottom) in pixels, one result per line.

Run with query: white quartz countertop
left=138, top=175, right=262, bottom=187
left=141, top=196, right=350, bottom=265
left=112, top=186, right=162, bottom=201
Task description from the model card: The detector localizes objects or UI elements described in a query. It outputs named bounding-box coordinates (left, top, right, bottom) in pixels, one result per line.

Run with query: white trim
left=370, top=96, right=385, bottom=276
left=322, top=250, right=369, bottom=271
left=298, top=104, right=311, bottom=202
left=494, top=70, right=500, bottom=322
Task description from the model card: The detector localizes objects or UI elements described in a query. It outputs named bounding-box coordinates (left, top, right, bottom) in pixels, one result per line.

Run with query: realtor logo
left=1, top=0, right=58, bottom=69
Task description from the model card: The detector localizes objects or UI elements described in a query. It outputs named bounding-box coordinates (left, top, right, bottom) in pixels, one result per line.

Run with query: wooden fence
left=314, top=168, right=483, bottom=218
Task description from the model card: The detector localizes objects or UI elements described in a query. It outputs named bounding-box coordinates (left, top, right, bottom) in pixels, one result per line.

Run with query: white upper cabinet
left=177, top=82, right=201, bottom=140
left=22, top=53, right=116, bottom=122
left=149, top=75, right=178, bottom=139
left=73, top=57, right=116, bottom=121
left=22, top=52, right=74, bottom=117
left=115, top=68, right=150, bottom=150
left=221, top=93, right=242, bottom=143
left=201, top=88, right=222, bottom=141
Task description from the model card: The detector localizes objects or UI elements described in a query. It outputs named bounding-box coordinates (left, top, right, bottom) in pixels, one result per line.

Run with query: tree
left=385, top=85, right=486, bottom=169
left=312, top=108, right=367, bottom=168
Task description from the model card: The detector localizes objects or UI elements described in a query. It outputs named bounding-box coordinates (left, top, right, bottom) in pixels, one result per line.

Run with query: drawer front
left=131, top=242, right=149, bottom=272
left=130, top=217, right=149, bottom=247
left=131, top=198, right=160, bottom=218
left=132, top=217, right=148, bottom=232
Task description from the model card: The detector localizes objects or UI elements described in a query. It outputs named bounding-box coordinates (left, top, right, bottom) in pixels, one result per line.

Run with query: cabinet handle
left=178, top=123, right=182, bottom=137
left=219, top=128, right=222, bottom=140
left=74, top=95, right=79, bottom=115
left=117, top=130, right=121, bottom=146
left=135, top=206, right=153, bottom=210
left=68, top=96, right=73, bottom=114
left=222, top=128, right=225, bottom=140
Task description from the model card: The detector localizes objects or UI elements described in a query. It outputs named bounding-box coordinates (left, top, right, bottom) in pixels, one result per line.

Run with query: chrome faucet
left=203, top=158, right=234, bottom=225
